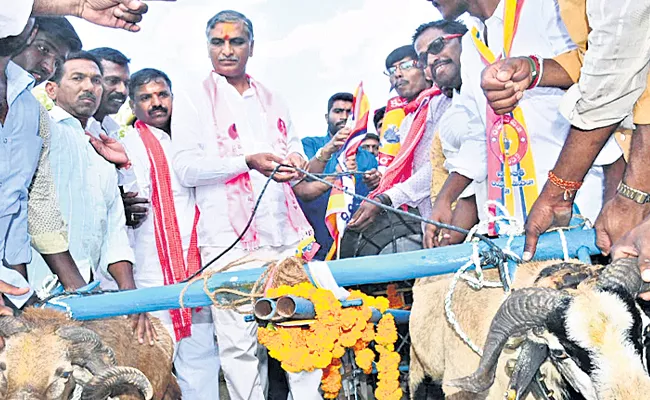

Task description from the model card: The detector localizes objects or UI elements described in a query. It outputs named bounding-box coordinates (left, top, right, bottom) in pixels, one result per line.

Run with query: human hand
left=362, top=169, right=381, bottom=191
left=77, top=0, right=174, bottom=32
left=122, top=192, right=149, bottom=228
left=322, top=128, right=352, bottom=158
left=523, top=187, right=573, bottom=261
left=481, top=57, right=532, bottom=115
left=438, top=197, right=478, bottom=247
left=348, top=200, right=383, bottom=232
left=280, top=152, right=306, bottom=180
left=246, top=153, right=295, bottom=182
left=0, top=280, right=30, bottom=317
left=129, top=313, right=158, bottom=345
left=611, top=216, right=650, bottom=300
left=594, top=194, right=649, bottom=256
left=87, top=132, right=129, bottom=166
left=423, top=201, right=453, bottom=248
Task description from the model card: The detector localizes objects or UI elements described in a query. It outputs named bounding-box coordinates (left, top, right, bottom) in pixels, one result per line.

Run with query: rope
left=179, top=256, right=309, bottom=313
left=443, top=201, right=526, bottom=356
left=182, top=164, right=514, bottom=286
left=442, top=203, right=592, bottom=356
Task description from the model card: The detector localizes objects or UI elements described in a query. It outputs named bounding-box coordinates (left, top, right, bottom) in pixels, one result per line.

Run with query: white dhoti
left=153, top=307, right=221, bottom=400
left=201, top=244, right=323, bottom=400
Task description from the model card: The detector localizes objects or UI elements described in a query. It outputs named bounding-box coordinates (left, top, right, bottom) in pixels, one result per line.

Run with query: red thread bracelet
left=548, top=171, right=582, bottom=200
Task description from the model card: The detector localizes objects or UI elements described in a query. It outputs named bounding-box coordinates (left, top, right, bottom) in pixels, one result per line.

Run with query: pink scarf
left=135, top=121, right=201, bottom=341
left=202, top=72, right=313, bottom=250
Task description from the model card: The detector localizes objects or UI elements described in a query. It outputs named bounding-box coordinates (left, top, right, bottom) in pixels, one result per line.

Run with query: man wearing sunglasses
left=410, top=20, right=482, bottom=247
left=348, top=45, right=452, bottom=233
left=424, top=0, right=622, bottom=245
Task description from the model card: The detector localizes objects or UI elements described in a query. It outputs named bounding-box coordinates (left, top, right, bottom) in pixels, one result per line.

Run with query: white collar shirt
left=110, top=123, right=196, bottom=289
left=171, top=73, right=307, bottom=250
left=28, top=106, right=134, bottom=287
left=384, top=94, right=452, bottom=220
left=438, top=0, right=623, bottom=224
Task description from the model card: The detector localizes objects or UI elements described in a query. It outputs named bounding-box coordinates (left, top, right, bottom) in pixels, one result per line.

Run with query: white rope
left=443, top=201, right=524, bottom=356
left=444, top=242, right=485, bottom=357
left=443, top=202, right=594, bottom=357
left=36, top=274, right=60, bottom=301
left=557, top=229, right=570, bottom=262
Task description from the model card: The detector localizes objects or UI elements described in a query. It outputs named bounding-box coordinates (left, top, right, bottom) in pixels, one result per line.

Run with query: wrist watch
left=617, top=181, right=650, bottom=204
left=315, top=148, right=332, bottom=163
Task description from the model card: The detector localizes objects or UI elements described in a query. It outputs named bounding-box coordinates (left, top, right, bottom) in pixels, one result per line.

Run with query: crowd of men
left=1, top=0, right=650, bottom=398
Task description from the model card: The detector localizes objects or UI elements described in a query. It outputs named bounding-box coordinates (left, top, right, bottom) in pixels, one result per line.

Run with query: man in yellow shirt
left=479, top=0, right=650, bottom=263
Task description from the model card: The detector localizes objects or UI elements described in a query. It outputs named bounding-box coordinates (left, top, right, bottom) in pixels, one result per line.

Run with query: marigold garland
left=257, top=283, right=401, bottom=399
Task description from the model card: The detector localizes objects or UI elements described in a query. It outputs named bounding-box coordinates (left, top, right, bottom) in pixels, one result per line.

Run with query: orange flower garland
left=257, top=283, right=401, bottom=399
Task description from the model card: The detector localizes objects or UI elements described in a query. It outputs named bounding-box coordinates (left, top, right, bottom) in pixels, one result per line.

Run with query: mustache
left=431, top=59, right=450, bottom=74
left=108, top=92, right=127, bottom=102
left=148, top=105, right=169, bottom=116
left=391, top=79, right=409, bottom=92
left=218, top=56, right=239, bottom=62
left=78, top=92, right=96, bottom=102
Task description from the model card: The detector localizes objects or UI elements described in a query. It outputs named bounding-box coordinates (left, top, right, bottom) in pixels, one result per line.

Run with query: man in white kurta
left=172, top=10, right=322, bottom=400
left=116, top=68, right=220, bottom=399
left=428, top=0, right=623, bottom=232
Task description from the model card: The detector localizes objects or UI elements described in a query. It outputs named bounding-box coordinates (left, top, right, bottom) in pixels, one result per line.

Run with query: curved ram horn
left=0, top=316, right=29, bottom=338
left=57, top=326, right=116, bottom=375
left=446, top=288, right=570, bottom=394
left=596, top=257, right=650, bottom=296
left=80, top=366, right=153, bottom=400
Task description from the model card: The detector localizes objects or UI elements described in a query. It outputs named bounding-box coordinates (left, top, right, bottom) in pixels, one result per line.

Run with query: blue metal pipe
left=253, top=298, right=277, bottom=320
left=276, top=296, right=315, bottom=320
left=576, top=246, right=592, bottom=265
left=44, top=228, right=599, bottom=320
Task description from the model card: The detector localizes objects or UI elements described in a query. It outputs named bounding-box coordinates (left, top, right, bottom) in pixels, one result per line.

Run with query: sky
left=67, top=0, right=441, bottom=137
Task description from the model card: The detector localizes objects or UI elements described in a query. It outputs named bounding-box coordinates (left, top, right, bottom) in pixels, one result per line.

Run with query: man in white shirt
left=119, top=68, right=220, bottom=399
left=425, top=0, right=622, bottom=238
left=348, top=44, right=452, bottom=233
left=88, top=47, right=130, bottom=139
left=42, top=51, right=155, bottom=344
left=172, top=10, right=321, bottom=400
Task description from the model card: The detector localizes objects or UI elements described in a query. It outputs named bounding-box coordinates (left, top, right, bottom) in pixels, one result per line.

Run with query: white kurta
left=171, top=74, right=321, bottom=400
left=172, top=73, right=307, bottom=251
left=117, top=123, right=220, bottom=400
left=438, top=0, right=623, bottom=225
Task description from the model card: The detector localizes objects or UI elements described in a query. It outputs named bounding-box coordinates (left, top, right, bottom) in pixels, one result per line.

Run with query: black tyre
left=339, top=209, right=423, bottom=258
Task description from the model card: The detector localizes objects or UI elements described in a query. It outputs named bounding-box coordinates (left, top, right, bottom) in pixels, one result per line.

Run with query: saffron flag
left=377, top=96, right=408, bottom=174
left=324, top=82, right=370, bottom=260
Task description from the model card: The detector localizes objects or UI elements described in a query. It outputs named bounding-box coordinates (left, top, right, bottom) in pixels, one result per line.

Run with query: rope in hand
left=183, top=163, right=513, bottom=284
left=443, top=202, right=590, bottom=356
left=41, top=163, right=515, bottom=305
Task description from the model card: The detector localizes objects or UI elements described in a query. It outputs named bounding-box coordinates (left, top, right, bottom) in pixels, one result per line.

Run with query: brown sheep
left=0, top=307, right=181, bottom=400
left=410, top=258, right=650, bottom=400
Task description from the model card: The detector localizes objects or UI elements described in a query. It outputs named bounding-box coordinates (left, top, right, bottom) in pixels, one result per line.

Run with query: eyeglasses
left=417, top=34, right=463, bottom=67
left=384, top=59, right=420, bottom=77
